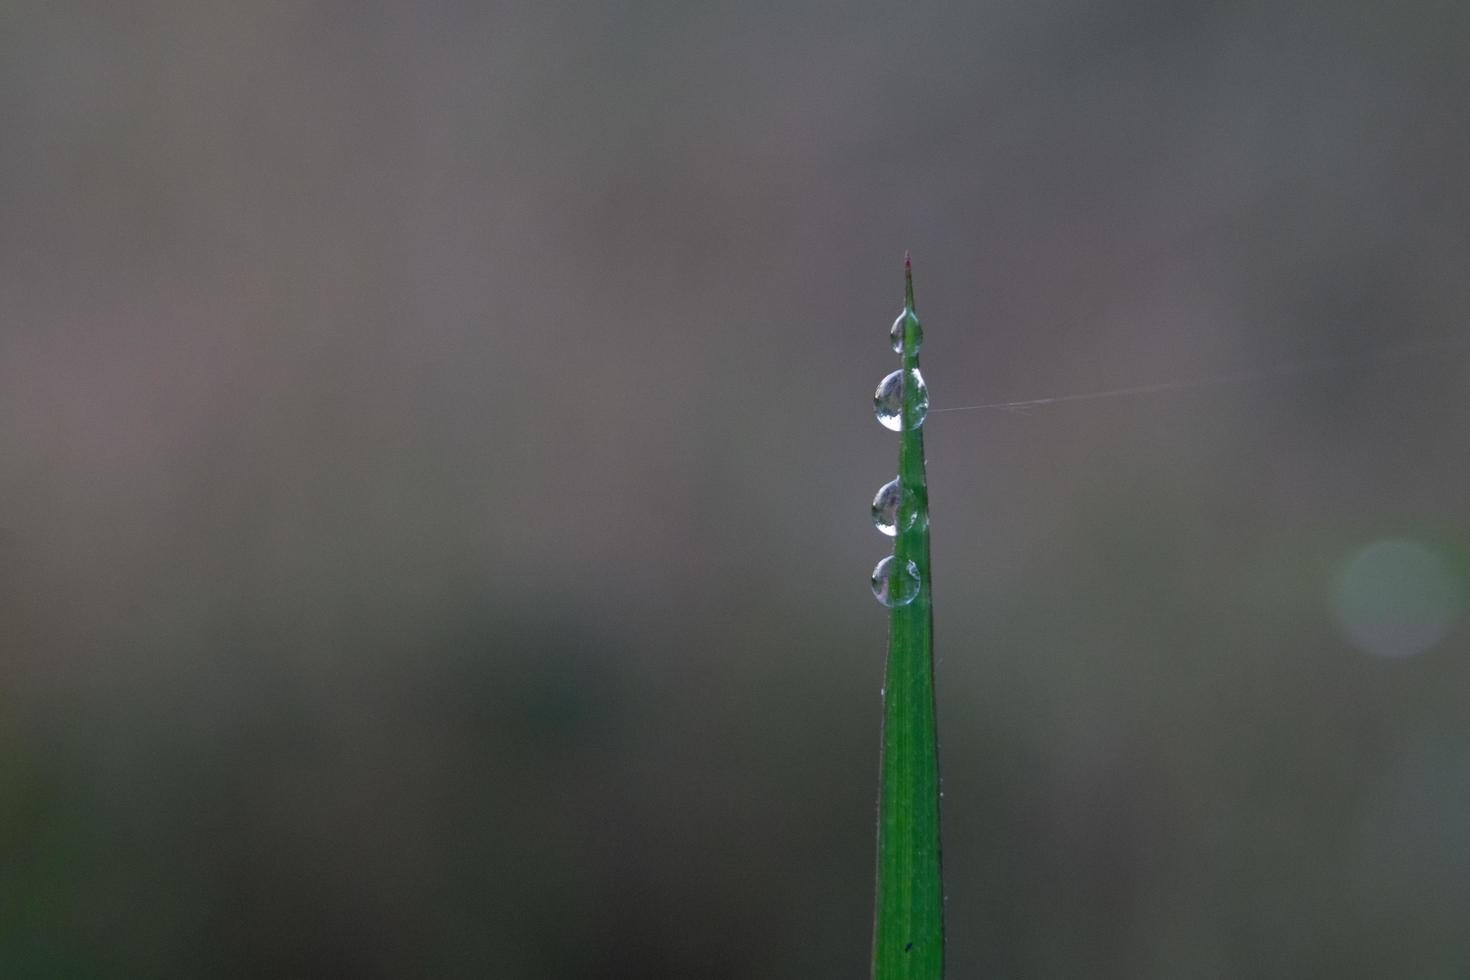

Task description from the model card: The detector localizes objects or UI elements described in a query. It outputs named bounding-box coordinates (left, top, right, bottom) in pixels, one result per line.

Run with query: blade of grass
left=871, top=255, right=945, bottom=978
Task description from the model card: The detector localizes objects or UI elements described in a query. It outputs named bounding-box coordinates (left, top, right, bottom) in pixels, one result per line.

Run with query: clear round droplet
left=871, top=478, right=923, bottom=537
left=890, top=311, right=922, bottom=354
left=871, top=555, right=921, bottom=607
left=873, top=368, right=929, bottom=431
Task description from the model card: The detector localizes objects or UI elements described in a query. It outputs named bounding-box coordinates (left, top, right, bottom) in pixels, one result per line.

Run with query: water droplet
left=890, top=311, right=922, bottom=354
left=871, top=555, right=920, bottom=607
left=872, top=478, right=923, bottom=536
left=873, top=369, right=929, bottom=431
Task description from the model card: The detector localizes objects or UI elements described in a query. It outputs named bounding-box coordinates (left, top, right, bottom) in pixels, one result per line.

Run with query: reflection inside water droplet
left=872, top=478, right=923, bottom=537
left=871, top=555, right=920, bottom=607
left=890, top=311, right=923, bottom=354
left=874, top=369, right=929, bottom=432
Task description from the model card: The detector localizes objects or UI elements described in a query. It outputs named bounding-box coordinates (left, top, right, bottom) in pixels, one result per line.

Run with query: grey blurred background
left=2, top=2, right=1469, bottom=977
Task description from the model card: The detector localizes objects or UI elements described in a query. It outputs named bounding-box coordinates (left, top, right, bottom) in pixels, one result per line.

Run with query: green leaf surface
left=872, top=257, right=945, bottom=979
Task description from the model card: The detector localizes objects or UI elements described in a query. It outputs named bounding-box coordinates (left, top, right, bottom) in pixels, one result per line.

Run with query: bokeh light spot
left=1332, top=539, right=1463, bottom=658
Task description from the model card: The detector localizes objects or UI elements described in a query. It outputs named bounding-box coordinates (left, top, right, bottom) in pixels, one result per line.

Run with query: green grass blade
left=871, top=256, right=945, bottom=979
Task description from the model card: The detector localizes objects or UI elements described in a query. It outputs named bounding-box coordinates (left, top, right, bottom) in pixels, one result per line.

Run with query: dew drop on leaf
left=872, top=479, right=903, bottom=536
left=874, top=369, right=929, bottom=431
left=890, top=311, right=922, bottom=354
left=871, top=555, right=921, bottom=607
left=872, top=478, right=923, bottom=537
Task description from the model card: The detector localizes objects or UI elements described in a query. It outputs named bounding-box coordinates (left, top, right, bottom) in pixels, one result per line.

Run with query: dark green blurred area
left=2, top=2, right=1469, bottom=977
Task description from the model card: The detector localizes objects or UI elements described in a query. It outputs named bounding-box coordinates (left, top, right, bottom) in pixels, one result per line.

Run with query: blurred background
left=2, top=2, right=1468, bottom=977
